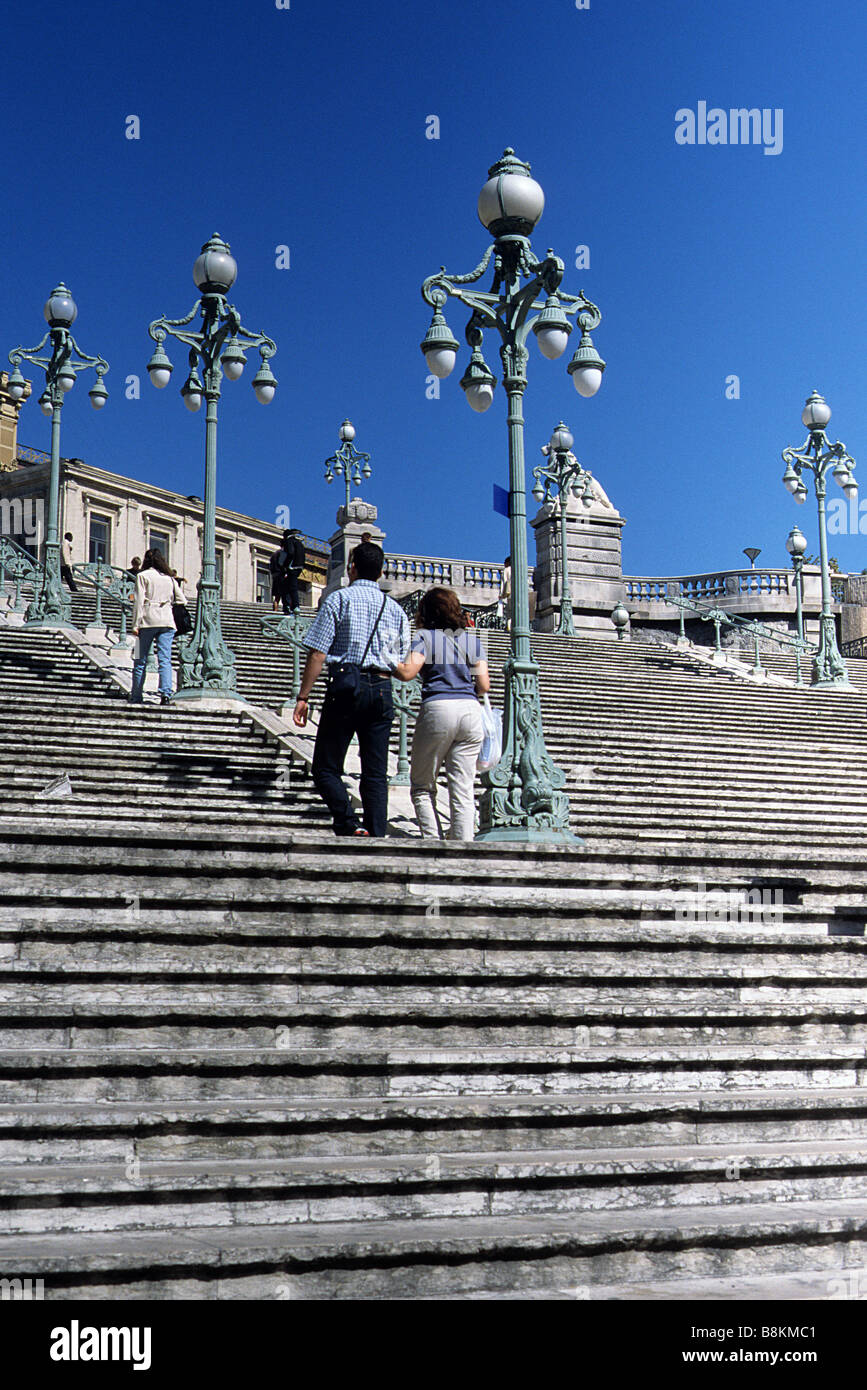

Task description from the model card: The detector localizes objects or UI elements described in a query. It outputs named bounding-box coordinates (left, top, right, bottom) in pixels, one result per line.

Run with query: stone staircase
left=1, top=614, right=867, bottom=1298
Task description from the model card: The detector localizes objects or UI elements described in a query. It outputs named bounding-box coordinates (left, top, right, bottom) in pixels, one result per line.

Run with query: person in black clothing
left=270, top=530, right=305, bottom=613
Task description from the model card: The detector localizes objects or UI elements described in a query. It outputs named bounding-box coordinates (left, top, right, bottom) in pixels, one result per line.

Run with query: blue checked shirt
left=304, top=580, right=410, bottom=670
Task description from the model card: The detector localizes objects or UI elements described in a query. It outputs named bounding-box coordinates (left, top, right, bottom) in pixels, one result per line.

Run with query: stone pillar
left=0, top=372, right=31, bottom=472
left=531, top=476, right=626, bottom=637
left=325, top=498, right=385, bottom=596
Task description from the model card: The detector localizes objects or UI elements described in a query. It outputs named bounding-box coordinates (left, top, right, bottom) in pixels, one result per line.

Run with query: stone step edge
left=0, top=1197, right=865, bottom=1276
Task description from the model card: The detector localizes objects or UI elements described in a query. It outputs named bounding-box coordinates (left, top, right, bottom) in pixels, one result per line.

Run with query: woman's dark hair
left=417, top=587, right=468, bottom=630
left=140, top=548, right=173, bottom=576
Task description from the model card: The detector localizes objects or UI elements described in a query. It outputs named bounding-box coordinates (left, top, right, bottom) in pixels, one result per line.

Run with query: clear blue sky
left=3, top=0, right=866, bottom=575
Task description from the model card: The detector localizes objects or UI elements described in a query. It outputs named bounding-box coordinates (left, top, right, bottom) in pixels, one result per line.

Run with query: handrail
left=0, top=536, right=43, bottom=612
left=663, top=593, right=816, bottom=684
left=71, top=560, right=136, bottom=644
left=260, top=610, right=312, bottom=701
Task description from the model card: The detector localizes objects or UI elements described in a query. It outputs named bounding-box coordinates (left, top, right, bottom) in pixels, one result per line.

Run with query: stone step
left=3, top=1089, right=865, bottom=1164
left=1, top=1197, right=865, bottom=1298
left=1, top=1138, right=866, bottom=1236
left=0, top=1044, right=864, bottom=1101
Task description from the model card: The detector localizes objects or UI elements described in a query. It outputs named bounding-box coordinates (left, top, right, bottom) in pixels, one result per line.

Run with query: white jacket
left=132, top=570, right=187, bottom=631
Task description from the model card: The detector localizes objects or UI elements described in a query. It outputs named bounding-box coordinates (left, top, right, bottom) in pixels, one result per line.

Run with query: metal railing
left=663, top=593, right=816, bottom=684
left=14, top=445, right=51, bottom=466
left=0, top=536, right=42, bottom=612
left=71, top=560, right=137, bottom=646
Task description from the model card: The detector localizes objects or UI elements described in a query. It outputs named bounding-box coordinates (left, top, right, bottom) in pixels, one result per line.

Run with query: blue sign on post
left=492, top=484, right=510, bottom=517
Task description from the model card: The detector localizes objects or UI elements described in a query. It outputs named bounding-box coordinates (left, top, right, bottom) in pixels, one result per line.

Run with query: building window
left=215, top=549, right=224, bottom=585
left=88, top=514, right=111, bottom=564
left=148, top=529, right=171, bottom=564
left=256, top=562, right=272, bottom=604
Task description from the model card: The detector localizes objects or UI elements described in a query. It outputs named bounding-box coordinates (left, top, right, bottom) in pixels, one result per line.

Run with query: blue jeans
left=312, top=673, right=394, bottom=835
left=130, top=627, right=175, bottom=702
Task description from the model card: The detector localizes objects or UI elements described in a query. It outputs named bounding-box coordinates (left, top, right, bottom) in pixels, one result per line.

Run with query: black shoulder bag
left=328, top=593, right=388, bottom=703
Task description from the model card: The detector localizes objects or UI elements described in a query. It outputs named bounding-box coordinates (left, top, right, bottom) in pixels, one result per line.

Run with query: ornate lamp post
left=786, top=524, right=807, bottom=643
left=324, top=419, right=372, bottom=516
left=6, top=286, right=109, bottom=627
left=147, top=235, right=277, bottom=701
left=781, top=391, right=856, bottom=689
left=532, top=421, right=594, bottom=636
left=420, top=149, right=605, bottom=842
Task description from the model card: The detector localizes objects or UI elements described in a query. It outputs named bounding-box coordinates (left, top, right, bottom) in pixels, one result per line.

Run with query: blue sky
left=3, top=0, right=866, bottom=576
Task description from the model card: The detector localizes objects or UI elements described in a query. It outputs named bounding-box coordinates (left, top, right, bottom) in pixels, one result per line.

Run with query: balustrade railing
left=71, top=560, right=137, bottom=643
left=624, top=569, right=798, bottom=604
left=382, top=554, right=510, bottom=592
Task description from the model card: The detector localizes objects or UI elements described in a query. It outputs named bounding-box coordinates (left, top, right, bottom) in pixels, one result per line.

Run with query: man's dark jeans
left=311, top=673, right=394, bottom=836
left=281, top=571, right=300, bottom=613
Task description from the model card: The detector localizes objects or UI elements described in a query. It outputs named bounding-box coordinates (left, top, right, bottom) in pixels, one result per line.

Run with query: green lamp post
left=781, top=391, right=856, bottom=689
left=147, top=235, right=277, bottom=701
left=785, top=524, right=807, bottom=643
left=420, top=149, right=605, bottom=843
left=7, top=286, right=109, bottom=627
left=324, top=419, right=372, bottom=517
left=532, top=422, right=595, bottom=636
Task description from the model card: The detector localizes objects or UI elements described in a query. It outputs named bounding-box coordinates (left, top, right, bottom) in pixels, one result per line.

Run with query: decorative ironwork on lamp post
left=420, top=149, right=605, bottom=843
left=6, top=285, right=109, bottom=627
left=532, top=421, right=595, bottom=637
left=781, top=391, right=856, bottom=689
left=146, top=235, right=277, bottom=700
left=324, top=419, right=372, bottom=517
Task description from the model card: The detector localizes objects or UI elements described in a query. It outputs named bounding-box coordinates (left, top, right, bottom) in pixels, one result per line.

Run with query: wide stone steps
left=1, top=1198, right=866, bottom=1298
left=1, top=1043, right=864, bottom=1104
left=2, top=1137, right=867, bottom=1238
left=3, top=1088, right=866, bottom=1163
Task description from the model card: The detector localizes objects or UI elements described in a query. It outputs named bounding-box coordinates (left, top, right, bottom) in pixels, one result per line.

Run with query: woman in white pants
left=394, top=588, right=490, bottom=840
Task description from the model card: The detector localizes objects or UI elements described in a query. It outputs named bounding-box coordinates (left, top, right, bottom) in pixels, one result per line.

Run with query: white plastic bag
left=476, top=694, right=502, bottom=771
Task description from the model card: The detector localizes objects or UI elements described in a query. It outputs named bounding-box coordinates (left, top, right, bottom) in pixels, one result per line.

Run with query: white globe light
left=466, top=383, right=494, bottom=413
left=254, top=382, right=276, bottom=405
left=222, top=358, right=244, bottom=381
left=339, top=419, right=356, bottom=442
left=193, top=236, right=238, bottom=294
left=39, top=396, right=52, bottom=416
left=477, top=168, right=544, bottom=233
left=149, top=367, right=172, bottom=389
left=183, top=391, right=202, bottom=413
left=58, top=371, right=76, bottom=393
left=572, top=366, right=603, bottom=398
left=536, top=326, right=570, bottom=360
left=424, top=347, right=457, bottom=379
left=802, top=393, right=831, bottom=430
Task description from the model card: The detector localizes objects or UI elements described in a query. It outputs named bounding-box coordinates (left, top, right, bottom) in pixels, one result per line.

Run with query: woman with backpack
left=393, top=587, right=490, bottom=840
left=129, top=548, right=188, bottom=707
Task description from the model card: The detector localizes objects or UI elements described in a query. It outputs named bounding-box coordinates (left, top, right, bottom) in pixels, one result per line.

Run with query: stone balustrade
left=381, top=553, right=519, bottom=605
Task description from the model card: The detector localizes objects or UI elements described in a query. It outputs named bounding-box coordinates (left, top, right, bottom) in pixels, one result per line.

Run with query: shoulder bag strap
left=359, top=593, right=388, bottom=667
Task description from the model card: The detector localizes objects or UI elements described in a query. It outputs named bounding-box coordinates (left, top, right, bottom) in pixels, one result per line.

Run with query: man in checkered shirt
left=294, top=542, right=409, bottom=836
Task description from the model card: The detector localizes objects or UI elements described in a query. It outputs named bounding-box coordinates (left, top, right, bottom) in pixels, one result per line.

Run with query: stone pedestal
left=531, top=477, right=626, bottom=637
left=325, top=498, right=386, bottom=596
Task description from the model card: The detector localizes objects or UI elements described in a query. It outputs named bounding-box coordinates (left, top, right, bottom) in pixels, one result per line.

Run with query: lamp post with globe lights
left=781, top=392, right=856, bottom=688
left=420, top=149, right=605, bottom=842
left=6, top=286, right=109, bottom=627
left=785, top=525, right=807, bottom=644
left=532, top=422, right=595, bottom=637
left=324, top=419, right=372, bottom=517
left=146, top=235, right=277, bottom=701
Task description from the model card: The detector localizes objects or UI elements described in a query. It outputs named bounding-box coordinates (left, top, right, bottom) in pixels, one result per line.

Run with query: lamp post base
left=476, top=655, right=579, bottom=845
left=811, top=614, right=851, bottom=689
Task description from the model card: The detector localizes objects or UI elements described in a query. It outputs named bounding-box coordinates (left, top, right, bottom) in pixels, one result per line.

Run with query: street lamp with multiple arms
left=324, top=419, right=372, bottom=516
left=781, top=391, right=856, bottom=689
left=7, top=286, right=109, bottom=627
left=146, top=235, right=277, bottom=700
left=420, top=149, right=605, bottom=842
left=532, top=421, right=595, bottom=637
